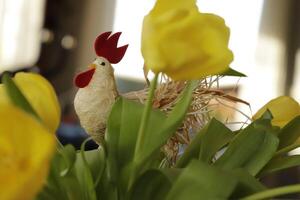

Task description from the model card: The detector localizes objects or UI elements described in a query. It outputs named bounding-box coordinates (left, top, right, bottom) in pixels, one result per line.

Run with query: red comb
left=94, top=32, right=128, bottom=64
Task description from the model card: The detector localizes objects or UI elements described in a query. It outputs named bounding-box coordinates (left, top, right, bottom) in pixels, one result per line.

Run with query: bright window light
left=113, top=0, right=155, bottom=80
left=0, top=0, right=45, bottom=72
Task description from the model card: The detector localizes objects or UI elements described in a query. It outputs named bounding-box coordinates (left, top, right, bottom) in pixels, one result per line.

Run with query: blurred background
left=0, top=0, right=300, bottom=193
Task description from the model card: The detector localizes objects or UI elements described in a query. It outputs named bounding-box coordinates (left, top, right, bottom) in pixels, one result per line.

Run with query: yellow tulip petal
left=141, top=1, right=233, bottom=80
left=151, top=0, right=197, bottom=16
left=253, top=96, right=300, bottom=128
left=13, top=72, right=61, bottom=133
left=0, top=103, right=55, bottom=200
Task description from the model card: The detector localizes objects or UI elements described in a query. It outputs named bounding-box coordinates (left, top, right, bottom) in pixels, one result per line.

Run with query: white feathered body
left=74, top=62, right=118, bottom=142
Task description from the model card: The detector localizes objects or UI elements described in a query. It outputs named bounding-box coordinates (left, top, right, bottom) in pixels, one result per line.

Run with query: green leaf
left=1, top=72, right=39, bottom=118
left=74, top=144, right=109, bottom=199
left=160, top=168, right=182, bottom=183
left=118, top=98, right=165, bottom=170
left=106, top=97, right=166, bottom=194
left=74, top=139, right=97, bottom=200
left=74, top=148, right=106, bottom=187
left=259, top=155, right=300, bottom=177
left=166, top=160, right=238, bottom=200
left=230, top=169, right=266, bottom=198
left=198, top=119, right=233, bottom=163
left=138, top=80, right=198, bottom=164
left=105, top=97, right=122, bottom=184
left=177, top=118, right=233, bottom=167
left=215, top=119, right=279, bottom=176
left=253, top=110, right=278, bottom=134
left=221, top=67, right=247, bottom=77
left=167, top=161, right=265, bottom=200
left=37, top=153, right=68, bottom=200
left=38, top=149, right=83, bottom=200
left=277, top=116, right=300, bottom=149
left=259, top=109, right=273, bottom=120
left=59, top=144, right=76, bottom=176
left=241, top=184, right=300, bottom=200
left=130, top=169, right=172, bottom=200
left=96, top=168, right=118, bottom=200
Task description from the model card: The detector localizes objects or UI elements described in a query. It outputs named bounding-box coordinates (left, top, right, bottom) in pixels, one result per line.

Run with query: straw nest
left=123, top=74, right=250, bottom=166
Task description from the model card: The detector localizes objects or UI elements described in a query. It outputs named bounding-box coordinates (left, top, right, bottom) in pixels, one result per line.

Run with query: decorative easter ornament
left=74, top=32, right=127, bottom=143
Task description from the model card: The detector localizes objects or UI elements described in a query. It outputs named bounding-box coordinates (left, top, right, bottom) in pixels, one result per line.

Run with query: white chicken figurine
left=74, top=32, right=128, bottom=143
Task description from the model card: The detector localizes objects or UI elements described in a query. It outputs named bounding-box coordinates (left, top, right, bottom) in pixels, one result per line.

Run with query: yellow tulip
left=0, top=103, right=55, bottom=200
left=141, top=0, right=234, bottom=80
left=0, top=72, right=60, bottom=133
left=253, top=96, right=300, bottom=128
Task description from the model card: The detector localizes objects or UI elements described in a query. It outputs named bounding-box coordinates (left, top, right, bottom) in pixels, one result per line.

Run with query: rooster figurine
left=74, top=32, right=128, bottom=143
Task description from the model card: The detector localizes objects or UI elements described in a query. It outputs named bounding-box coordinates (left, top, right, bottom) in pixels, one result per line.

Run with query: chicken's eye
left=95, top=58, right=106, bottom=66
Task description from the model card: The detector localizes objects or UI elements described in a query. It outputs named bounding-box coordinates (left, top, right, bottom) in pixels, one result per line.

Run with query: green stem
left=134, top=73, right=159, bottom=160
left=274, top=143, right=300, bottom=157
left=241, top=184, right=300, bottom=200
left=128, top=73, right=159, bottom=190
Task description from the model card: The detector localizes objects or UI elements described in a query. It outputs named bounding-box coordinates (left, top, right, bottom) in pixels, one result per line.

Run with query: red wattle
left=74, top=68, right=96, bottom=88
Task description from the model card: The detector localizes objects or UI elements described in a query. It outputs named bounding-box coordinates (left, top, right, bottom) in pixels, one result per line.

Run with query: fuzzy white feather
left=74, top=57, right=118, bottom=143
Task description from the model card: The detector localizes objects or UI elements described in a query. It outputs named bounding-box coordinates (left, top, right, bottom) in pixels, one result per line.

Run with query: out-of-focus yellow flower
left=253, top=96, right=300, bottom=128
left=141, top=0, right=233, bottom=80
left=0, top=103, right=55, bottom=200
left=0, top=72, right=60, bottom=132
